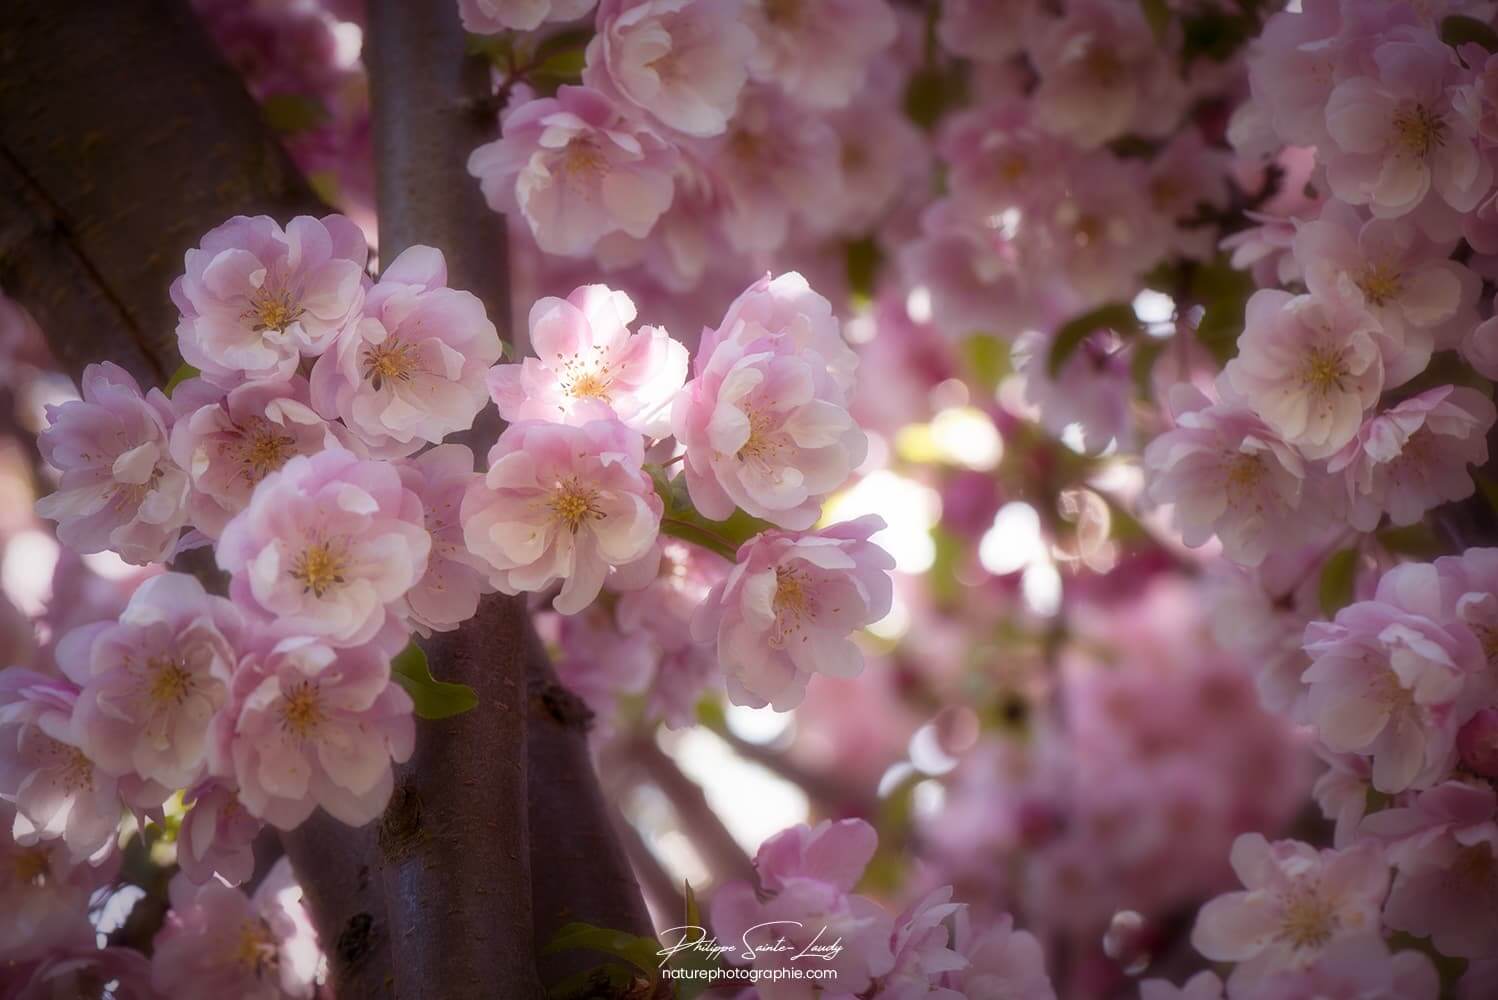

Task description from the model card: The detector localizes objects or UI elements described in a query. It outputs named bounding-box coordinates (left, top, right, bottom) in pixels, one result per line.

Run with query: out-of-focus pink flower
left=551, top=608, right=656, bottom=725
left=1237, top=934, right=1437, bottom=1000
left=1013, top=329, right=1133, bottom=454
left=395, top=444, right=494, bottom=635
left=1226, top=288, right=1385, bottom=460
left=177, top=778, right=261, bottom=887
left=171, top=214, right=368, bottom=384
left=461, top=419, right=661, bottom=615
left=468, top=86, right=677, bottom=257
left=310, top=245, right=501, bottom=456
left=1326, top=386, right=1494, bottom=531
left=742, top=0, right=896, bottom=110
left=1030, top=0, right=1185, bottom=148
left=1140, top=971, right=1225, bottom=1000
left=584, top=0, right=754, bottom=137
left=1461, top=314, right=1498, bottom=380
left=694, top=85, right=840, bottom=252
left=1190, top=834, right=1388, bottom=985
left=169, top=376, right=350, bottom=538
left=1324, top=34, right=1493, bottom=234
left=210, top=636, right=413, bottom=829
left=1360, top=780, right=1498, bottom=959
left=65, top=573, right=242, bottom=790
left=1143, top=384, right=1311, bottom=567
left=457, top=0, right=594, bottom=32
left=809, top=95, right=928, bottom=237
left=937, top=99, right=1071, bottom=217
left=489, top=284, right=686, bottom=437
left=949, top=913, right=1055, bottom=1000
left=673, top=273, right=864, bottom=529
left=709, top=819, right=896, bottom=995
left=150, top=866, right=319, bottom=999
left=36, top=362, right=190, bottom=565
left=0, top=802, right=100, bottom=963
left=0, top=666, right=165, bottom=861
left=693, top=516, right=893, bottom=710
left=1303, top=562, right=1486, bottom=793
left=937, top=0, right=1037, bottom=63
left=9, top=945, right=156, bottom=1000
left=1313, top=750, right=1374, bottom=849
left=217, top=448, right=430, bottom=646
left=1149, top=128, right=1234, bottom=261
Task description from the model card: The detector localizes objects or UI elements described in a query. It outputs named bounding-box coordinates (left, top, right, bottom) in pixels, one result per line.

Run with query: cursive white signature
left=656, top=922, right=846, bottom=967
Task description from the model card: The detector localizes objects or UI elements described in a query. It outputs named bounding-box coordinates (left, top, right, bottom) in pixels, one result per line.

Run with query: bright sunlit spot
left=824, top=470, right=939, bottom=574
left=978, top=502, right=1046, bottom=576
left=666, top=728, right=808, bottom=855
left=2, top=529, right=58, bottom=617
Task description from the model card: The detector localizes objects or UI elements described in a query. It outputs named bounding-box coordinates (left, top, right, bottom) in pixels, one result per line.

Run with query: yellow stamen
left=147, top=656, right=193, bottom=705
left=362, top=340, right=422, bottom=392
left=290, top=540, right=348, bottom=598
left=280, top=681, right=323, bottom=737
left=548, top=478, right=604, bottom=533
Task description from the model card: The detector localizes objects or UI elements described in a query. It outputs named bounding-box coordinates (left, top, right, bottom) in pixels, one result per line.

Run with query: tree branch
left=0, top=5, right=391, bottom=993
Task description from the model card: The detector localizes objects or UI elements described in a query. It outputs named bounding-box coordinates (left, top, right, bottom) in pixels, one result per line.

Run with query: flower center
left=45, top=740, right=94, bottom=793
left=1084, top=46, right=1125, bottom=87
left=737, top=408, right=781, bottom=464
left=1300, top=347, right=1348, bottom=395
left=1278, top=885, right=1338, bottom=950
left=147, top=655, right=193, bottom=705
left=549, top=477, right=604, bottom=533
left=362, top=339, right=421, bottom=392
left=770, top=565, right=817, bottom=646
left=1355, top=263, right=1404, bottom=307
left=562, top=138, right=608, bottom=178
left=1393, top=104, right=1447, bottom=158
left=232, top=917, right=280, bottom=975
left=246, top=286, right=303, bottom=334
left=279, top=680, right=324, bottom=738
left=290, top=539, right=348, bottom=598
left=240, top=419, right=297, bottom=483
left=999, top=153, right=1029, bottom=183
left=1224, top=453, right=1265, bottom=492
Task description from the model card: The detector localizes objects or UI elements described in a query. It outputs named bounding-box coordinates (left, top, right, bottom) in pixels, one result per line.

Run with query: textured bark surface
left=0, top=4, right=391, bottom=994
left=0, top=0, right=322, bottom=388
left=525, top=624, right=656, bottom=986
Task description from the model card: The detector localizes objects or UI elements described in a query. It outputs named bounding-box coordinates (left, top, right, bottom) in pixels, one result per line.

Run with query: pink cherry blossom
left=1361, top=781, right=1498, bottom=958
left=457, top=0, right=594, bottom=32
left=488, top=283, right=686, bottom=437
left=1225, top=288, right=1385, bottom=460
left=937, top=99, right=1071, bottom=217
left=673, top=274, right=865, bottom=530
left=1029, top=0, right=1185, bottom=148
left=1143, top=384, right=1312, bottom=567
left=35, top=362, right=190, bottom=566
left=210, top=636, right=413, bottom=829
left=936, top=0, right=1037, bottom=64
left=10, top=945, right=156, bottom=1000
left=583, top=0, right=755, bottom=138
left=1326, top=385, right=1494, bottom=531
left=0, top=802, right=99, bottom=963
left=1013, top=329, right=1134, bottom=455
left=467, top=86, right=677, bottom=257
left=65, top=573, right=242, bottom=789
left=1042, top=154, right=1173, bottom=308
left=169, top=376, right=350, bottom=538
left=808, top=95, right=929, bottom=237
left=1432, top=546, right=1498, bottom=675
left=150, top=867, right=318, bottom=999
left=1237, top=934, right=1437, bottom=1000
left=1302, top=562, right=1486, bottom=793
left=1190, top=833, right=1389, bottom=985
left=697, top=85, right=840, bottom=252
left=310, top=245, right=501, bottom=456
left=692, top=516, right=893, bottom=711
left=551, top=608, right=656, bottom=725
left=708, top=819, right=896, bottom=995
left=0, top=666, right=163, bottom=861
left=1141, top=971, right=1226, bottom=1000
left=1324, top=33, right=1493, bottom=233
left=171, top=214, right=368, bottom=385
left=216, top=447, right=431, bottom=646
left=461, top=419, right=661, bottom=615
left=1461, top=314, right=1498, bottom=380
left=395, top=444, right=495, bottom=635
left=1294, top=202, right=1477, bottom=379
left=177, top=778, right=262, bottom=887
left=949, top=913, right=1056, bottom=1000
left=880, top=886, right=968, bottom=996
left=742, top=0, right=897, bottom=110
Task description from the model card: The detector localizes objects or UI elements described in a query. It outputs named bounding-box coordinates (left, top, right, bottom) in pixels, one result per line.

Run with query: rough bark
left=0, top=4, right=392, bottom=994
left=0, top=0, right=322, bottom=388
left=363, top=3, right=540, bottom=996
left=524, top=624, right=655, bottom=986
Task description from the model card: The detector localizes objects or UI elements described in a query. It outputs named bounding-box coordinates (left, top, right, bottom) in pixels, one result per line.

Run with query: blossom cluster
left=708, top=817, right=1056, bottom=999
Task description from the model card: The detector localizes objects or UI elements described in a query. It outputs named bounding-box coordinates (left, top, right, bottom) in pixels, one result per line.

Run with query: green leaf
left=262, top=94, right=330, bottom=134
left=1442, top=14, right=1498, bottom=52
left=545, top=964, right=637, bottom=1000
left=650, top=471, right=770, bottom=562
left=846, top=236, right=883, bottom=305
left=163, top=363, right=199, bottom=397
left=1047, top=303, right=1140, bottom=377
left=543, top=922, right=663, bottom=976
left=389, top=643, right=478, bottom=720
left=962, top=334, right=1011, bottom=394
left=1318, top=548, right=1359, bottom=618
